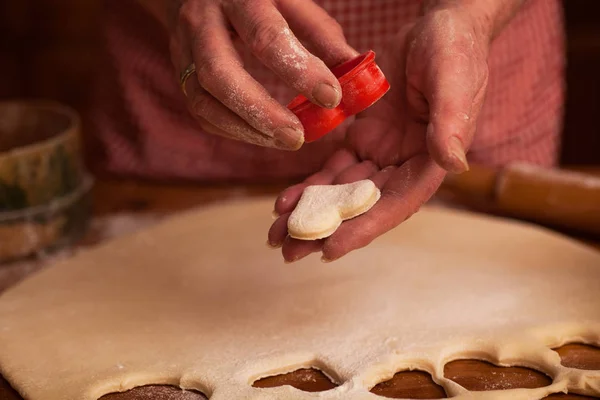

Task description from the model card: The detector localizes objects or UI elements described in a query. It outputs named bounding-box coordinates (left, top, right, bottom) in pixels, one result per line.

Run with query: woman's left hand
left=268, top=7, right=492, bottom=262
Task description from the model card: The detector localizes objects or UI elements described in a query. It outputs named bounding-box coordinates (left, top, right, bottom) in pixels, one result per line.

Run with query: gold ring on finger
left=179, top=63, right=196, bottom=97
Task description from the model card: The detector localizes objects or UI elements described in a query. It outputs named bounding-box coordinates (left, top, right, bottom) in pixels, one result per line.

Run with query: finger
left=368, top=165, right=397, bottom=188
left=278, top=0, right=358, bottom=67
left=224, top=0, right=343, bottom=109
left=185, top=77, right=278, bottom=147
left=194, top=115, right=230, bottom=138
left=419, top=49, right=489, bottom=174
left=180, top=1, right=304, bottom=150
left=273, top=183, right=312, bottom=218
left=322, top=154, right=446, bottom=262
left=331, top=160, right=379, bottom=185
left=282, top=236, right=324, bottom=264
left=276, top=165, right=395, bottom=259
left=268, top=213, right=290, bottom=249
left=268, top=213, right=324, bottom=261
left=273, top=149, right=358, bottom=216
left=274, top=158, right=376, bottom=260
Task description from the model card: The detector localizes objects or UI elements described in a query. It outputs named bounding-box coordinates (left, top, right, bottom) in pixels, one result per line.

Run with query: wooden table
left=1, top=177, right=599, bottom=400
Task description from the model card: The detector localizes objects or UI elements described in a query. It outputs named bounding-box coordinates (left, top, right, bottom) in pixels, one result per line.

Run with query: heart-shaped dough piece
left=288, top=179, right=381, bottom=240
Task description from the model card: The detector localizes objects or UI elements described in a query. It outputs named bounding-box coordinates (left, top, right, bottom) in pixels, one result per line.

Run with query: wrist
left=420, top=0, right=525, bottom=42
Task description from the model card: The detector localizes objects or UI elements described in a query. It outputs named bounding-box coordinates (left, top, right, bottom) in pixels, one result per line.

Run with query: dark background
left=0, top=0, right=598, bottom=165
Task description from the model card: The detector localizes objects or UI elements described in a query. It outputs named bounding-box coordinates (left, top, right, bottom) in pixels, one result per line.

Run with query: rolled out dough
left=0, top=199, right=599, bottom=400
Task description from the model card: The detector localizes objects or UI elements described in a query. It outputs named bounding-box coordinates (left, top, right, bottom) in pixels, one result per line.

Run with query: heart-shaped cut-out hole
left=444, top=359, right=552, bottom=391
left=553, top=343, right=600, bottom=370
left=371, top=370, right=447, bottom=399
left=253, top=368, right=338, bottom=392
left=99, top=385, right=207, bottom=399
left=288, top=180, right=381, bottom=240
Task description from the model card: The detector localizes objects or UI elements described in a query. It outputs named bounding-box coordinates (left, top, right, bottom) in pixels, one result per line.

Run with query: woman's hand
left=268, top=6, right=495, bottom=262
left=147, top=0, right=358, bottom=150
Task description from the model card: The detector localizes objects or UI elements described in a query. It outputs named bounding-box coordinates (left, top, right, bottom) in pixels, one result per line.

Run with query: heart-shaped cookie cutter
left=287, top=50, right=390, bottom=143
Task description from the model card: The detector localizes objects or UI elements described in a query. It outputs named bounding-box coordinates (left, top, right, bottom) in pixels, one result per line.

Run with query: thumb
left=423, top=55, right=489, bottom=174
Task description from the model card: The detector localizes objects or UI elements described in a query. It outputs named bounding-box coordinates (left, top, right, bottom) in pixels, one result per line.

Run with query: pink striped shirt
left=87, top=0, right=565, bottom=181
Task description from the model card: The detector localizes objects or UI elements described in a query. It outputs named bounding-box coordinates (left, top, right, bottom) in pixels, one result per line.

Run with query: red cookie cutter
left=287, top=50, right=390, bottom=143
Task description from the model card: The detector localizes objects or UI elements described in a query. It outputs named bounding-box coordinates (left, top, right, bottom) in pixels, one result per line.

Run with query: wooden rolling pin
left=440, top=163, right=600, bottom=236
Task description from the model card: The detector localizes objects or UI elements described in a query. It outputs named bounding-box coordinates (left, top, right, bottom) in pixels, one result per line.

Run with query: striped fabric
left=87, top=0, right=565, bottom=181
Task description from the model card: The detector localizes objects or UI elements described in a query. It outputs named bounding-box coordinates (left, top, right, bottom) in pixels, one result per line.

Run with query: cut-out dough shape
left=0, top=199, right=599, bottom=400
left=288, top=180, right=381, bottom=240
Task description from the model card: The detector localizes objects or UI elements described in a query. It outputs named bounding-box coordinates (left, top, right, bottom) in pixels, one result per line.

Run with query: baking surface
left=0, top=179, right=599, bottom=399
left=0, top=198, right=599, bottom=399
left=1, top=343, right=599, bottom=399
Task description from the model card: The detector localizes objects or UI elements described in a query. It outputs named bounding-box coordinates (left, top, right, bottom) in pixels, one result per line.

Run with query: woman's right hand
left=165, top=0, right=358, bottom=150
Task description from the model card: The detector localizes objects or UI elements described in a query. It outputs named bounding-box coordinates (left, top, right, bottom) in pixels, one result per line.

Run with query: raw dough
left=288, top=180, right=381, bottom=240
left=0, top=199, right=599, bottom=400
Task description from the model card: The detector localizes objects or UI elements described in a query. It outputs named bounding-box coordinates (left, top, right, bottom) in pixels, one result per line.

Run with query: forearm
left=135, top=0, right=181, bottom=29
left=421, top=0, right=526, bottom=41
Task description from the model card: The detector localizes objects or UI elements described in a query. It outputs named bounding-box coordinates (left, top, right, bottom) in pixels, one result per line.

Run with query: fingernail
left=448, top=136, right=470, bottom=173
left=271, top=210, right=280, bottom=220
left=266, top=240, right=282, bottom=249
left=274, top=127, right=304, bottom=150
left=426, top=123, right=434, bottom=138
left=321, top=255, right=335, bottom=263
left=312, top=83, right=341, bottom=108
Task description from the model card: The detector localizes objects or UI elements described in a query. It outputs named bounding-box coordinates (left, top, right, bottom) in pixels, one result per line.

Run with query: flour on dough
left=288, top=180, right=381, bottom=240
left=0, top=199, right=599, bottom=400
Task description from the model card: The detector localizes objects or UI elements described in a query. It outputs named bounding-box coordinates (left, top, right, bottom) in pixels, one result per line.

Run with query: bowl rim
left=0, top=100, right=81, bottom=162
